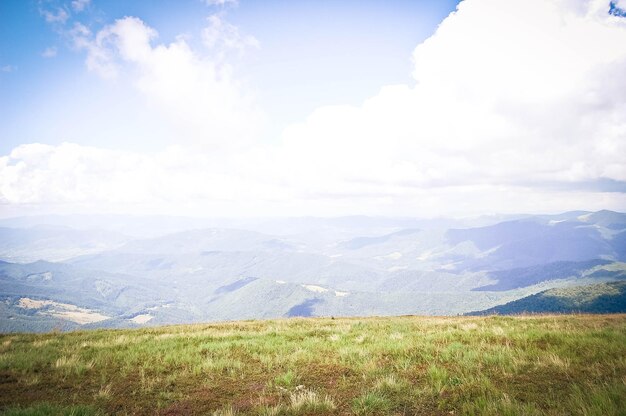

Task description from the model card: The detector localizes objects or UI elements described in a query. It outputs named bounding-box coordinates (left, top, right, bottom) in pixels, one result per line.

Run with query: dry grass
left=0, top=314, right=625, bottom=415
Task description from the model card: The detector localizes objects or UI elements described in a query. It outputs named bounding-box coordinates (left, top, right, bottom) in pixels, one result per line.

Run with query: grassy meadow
left=1, top=315, right=625, bottom=415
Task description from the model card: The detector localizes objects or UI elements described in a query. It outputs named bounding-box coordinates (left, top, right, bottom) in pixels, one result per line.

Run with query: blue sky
left=0, top=0, right=625, bottom=218
left=0, top=0, right=459, bottom=153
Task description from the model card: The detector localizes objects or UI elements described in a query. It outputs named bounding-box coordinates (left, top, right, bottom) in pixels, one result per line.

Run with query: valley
left=1, top=210, right=625, bottom=332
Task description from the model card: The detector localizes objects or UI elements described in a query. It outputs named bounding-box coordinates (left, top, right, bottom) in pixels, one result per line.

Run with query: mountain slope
left=473, top=259, right=617, bottom=291
left=444, top=212, right=626, bottom=271
left=1, top=210, right=625, bottom=332
left=0, top=226, right=129, bottom=263
left=469, top=280, right=626, bottom=315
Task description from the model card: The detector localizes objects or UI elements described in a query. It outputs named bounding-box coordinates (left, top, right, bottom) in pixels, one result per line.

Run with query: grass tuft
left=289, top=389, right=335, bottom=412
left=352, top=392, right=391, bottom=415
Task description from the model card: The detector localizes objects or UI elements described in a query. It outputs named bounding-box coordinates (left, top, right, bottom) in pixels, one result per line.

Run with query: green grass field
left=1, top=315, right=625, bottom=415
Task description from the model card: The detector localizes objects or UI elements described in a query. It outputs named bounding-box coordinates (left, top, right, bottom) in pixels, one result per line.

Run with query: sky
left=0, top=0, right=625, bottom=218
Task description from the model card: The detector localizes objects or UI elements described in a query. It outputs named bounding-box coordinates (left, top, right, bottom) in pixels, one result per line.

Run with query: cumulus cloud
left=273, top=0, right=626, bottom=195
left=41, top=8, right=69, bottom=24
left=41, top=46, right=58, bottom=58
left=0, top=65, right=16, bottom=72
left=0, top=143, right=284, bottom=215
left=70, top=16, right=263, bottom=148
left=3, top=0, right=626, bottom=216
left=71, top=0, right=90, bottom=12
left=202, top=14, right=260, bottom=55
left=2, top=142, right=624, bottom=217
left=204, top=0, right=238, bottom=6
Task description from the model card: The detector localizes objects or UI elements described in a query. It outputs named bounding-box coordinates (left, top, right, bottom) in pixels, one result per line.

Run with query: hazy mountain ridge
left=445, top=214, right=625, bottom=271
left=0, top=226, right=129, bottom=263
left=1, top=210, right=625, bottom=332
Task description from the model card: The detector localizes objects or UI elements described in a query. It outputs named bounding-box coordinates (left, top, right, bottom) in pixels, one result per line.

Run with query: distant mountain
left=339, top=229, right=422, bottom=250
left=0, top=226, right=129, bottom=263
left=473, top=259, right=616, bottom=291
left=1, top=210, right=625, bottom=332
left=0, top=215, right=234, bottom=239
left=109, top=228, right=299, bottom=255
left=577, top=210, right=626, bottom=230
left=0, top=259, right=529, bottom=332
left=0, top=213, right=529, bottom=240
left=0, top=260, right=174, bottom=324
left=445, top=212, right=625, bottom=270
left=468, top=280, right=626, bottom=315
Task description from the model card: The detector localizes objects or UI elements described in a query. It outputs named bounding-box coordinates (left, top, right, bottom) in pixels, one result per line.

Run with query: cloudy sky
left=1, top=0, right=625, bottom=218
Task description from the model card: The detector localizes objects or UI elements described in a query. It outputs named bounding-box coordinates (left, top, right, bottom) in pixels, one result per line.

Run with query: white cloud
left=1, top=142, right=624, bottom=217
left=70, top=16, right=264, bottom=148
left=69, top=23, right=118, bottom=78
left=41, top=8, right=69, bottom=24
left=204, top=0, right=238, bottom=6
left=71, top=0, right=90, bottom=12
left=0, top=65, right=16, bottom=72
left=0, top=143, right=279, bottom=215
left=41, top=47, right=58, bottom=58
left=3, top=0, right=626, bottom=217
left=270, top=0, right=626, bottom=195
left=202, top=14, right=260, bottom=54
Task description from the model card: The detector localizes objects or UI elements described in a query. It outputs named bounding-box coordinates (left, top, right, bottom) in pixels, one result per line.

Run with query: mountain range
left=1, top=210, right=625, bottom=332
